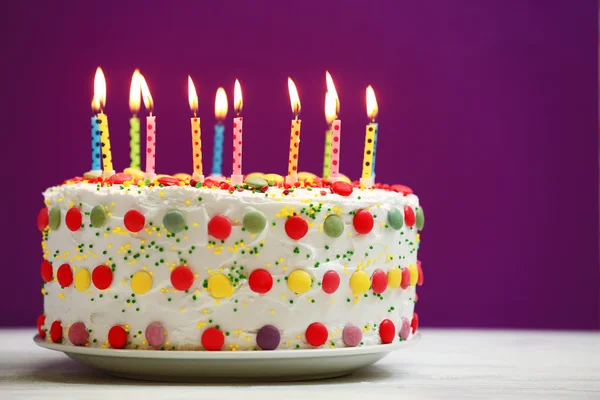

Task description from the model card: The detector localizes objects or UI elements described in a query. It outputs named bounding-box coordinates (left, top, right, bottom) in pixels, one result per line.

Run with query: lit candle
left=129, top=69, right=141, bottom=170
left=231, top=79, right=244, bottom=186
left=139, top=74, right=156, bottom=180
left=286, top=77, right=302, bottom=185
left=361, top=86, right=379, bottom=188
left=322, top=93, right=335, bottom=179
left=325, top=71, right=341, bottom=181
left=211, top=87, right=228, bottom=178
left=92, top=67, right=114, bottom=178
left=188, top=76, right=203, bottom=182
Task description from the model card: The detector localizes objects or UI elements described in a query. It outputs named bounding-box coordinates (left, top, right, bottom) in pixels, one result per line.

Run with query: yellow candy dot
left=350, top=270, right=371, bottom=294
left=208, top=274, right=233, bottom=298
left=263, top=173, right=284, bottom=183
left=131, top=271, right=152, bottom=295
left=408, top=264, right=419, bottom=286
left=287, top=270, right=312, bottom=294
left=74, top=268, right=91, bottom=292
left=387, top=267, right=402, bottom=289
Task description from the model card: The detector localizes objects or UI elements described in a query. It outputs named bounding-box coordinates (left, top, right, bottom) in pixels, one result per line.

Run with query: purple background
left=1, top=1, right=598, bottom=329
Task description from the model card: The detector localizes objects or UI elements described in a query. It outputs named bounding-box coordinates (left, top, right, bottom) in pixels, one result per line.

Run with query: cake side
left=37, top=181, right=423, bottom=350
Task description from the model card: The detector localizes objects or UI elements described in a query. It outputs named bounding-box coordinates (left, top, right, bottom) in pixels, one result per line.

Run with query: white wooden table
left=1, top=329, right=598, bottom=399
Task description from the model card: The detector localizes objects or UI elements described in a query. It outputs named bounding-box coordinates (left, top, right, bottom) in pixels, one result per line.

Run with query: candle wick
left=193, top=110, right=197, bottom=118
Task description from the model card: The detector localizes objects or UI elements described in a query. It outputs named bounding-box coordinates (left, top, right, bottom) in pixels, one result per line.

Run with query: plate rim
left=34, top=331, right=420, bottom=360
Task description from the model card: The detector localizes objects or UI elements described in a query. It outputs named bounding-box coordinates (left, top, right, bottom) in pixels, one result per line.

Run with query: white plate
left=34, top=333, right=420, bottom=382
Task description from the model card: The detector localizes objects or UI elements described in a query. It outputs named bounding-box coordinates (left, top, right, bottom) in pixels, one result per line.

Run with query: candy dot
left=285, top=215, right=308, bottom=240
left=201, top=327, right=224, bottom=351
left=48, top=208, right=61, bottom=230
left=245, top=177, right=268, bottom=189
left=107, top=173, right=133, bottom=184
left=124, top=210, right=145, bottom=233
left=353, top=209, right=374, bottom=234
left=371, top=269, right=388, bottom=294
left=387, top=208, right=404, bottom=230
left=399, top=317, right=410, bottom=340
left=41, top=260, right=53, bottom=283
left=208, top=274, right=233, bottom=298
left=322, top=270, right=340, bottom=294
left=416, top=206, right=425, bottom=230
left=417, top=260, right=424, bottom=286
left=68, top=322, right=89, bottom=346
left=243, top=211, right=267, bottom=234
left=404, top=205, right=416, bottom=227
left=37, top=208, right=49, bottom=231
left=145, top=322, right=166, bottom=347
left=131, top=271, right=153, bottom=295
left=74, top=268, right=91, bottom=292
left=305, top=322, right=328, bottom=347
left=379, top=319, right=395, bottom=344
left=248, top=269, right=273, bottom=294
left=400, top=268, right=410, bottom=290
left=342, top=324, right=362, bottom=347
left=163, top=211, right=186, bottom=233
left=387, top=267, right=402, bottom=289
left=208, top=215, right=232, bottom=240
left=170, top=266, right=194, bottom=291
left=92, top=265, right=113, bottom=290
left=256, top=325, right=280, bottom=350
left=330, top=181, right=353, bottom=196
left=287, top=270, right=312, bottom=294
left=37, top=315, right=46, bottom=338
left=57, top=264, right=73, bottom=287
left=50, top=321, right=62, bottom=343
left=323, top=214, right=344, bottom=238
left=411, top=313, right=419, bottom=333
left=350, top=270, right=370, bottom=294
left=65, top=207, right=82, bottom=231
left=408, top=264, right=419, bottom=286
left=108, top=325, right=128, bottom=349
left=90, top=205, right=107, bottom=228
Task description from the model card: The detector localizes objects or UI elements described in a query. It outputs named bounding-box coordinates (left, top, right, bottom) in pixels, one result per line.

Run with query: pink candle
left=231, top=79, right=244, bottom=185
left=139, top=74, right=156, bottom=180
left=325, top=72, right=341, bottom=181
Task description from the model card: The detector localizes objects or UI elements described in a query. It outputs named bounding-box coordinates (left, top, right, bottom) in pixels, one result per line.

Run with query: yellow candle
left=360, top=86, right=379, bottom=188
left=286, top=78, right=302, bottom=185
left=188, top=76, right=203, bottom=181
left=93, top=67, right=114, bottom=177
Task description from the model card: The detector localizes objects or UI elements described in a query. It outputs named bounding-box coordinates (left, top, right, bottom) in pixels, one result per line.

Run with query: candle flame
left=325, top=92, right=336, bottom=124
left=325, top=71, right=339, bottom=116
left=234, top=79, right=243, bottom=115
left=188, top=76, right=198, bottom=115
left=366, top=85, right=378, bottom=122
left=92, top=67, right=106, bottom=113
left=215, top=87, right=228, bottom=120
left=129, top=69, right=141, bottom=114
left=288, top=77, right=301, bottom=117
left=139, top=74, right=154, bottom=114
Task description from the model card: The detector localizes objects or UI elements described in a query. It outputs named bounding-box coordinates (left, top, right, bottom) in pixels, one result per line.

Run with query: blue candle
left=91, top=115, right=102, bottom=171
left=212, top=123, right=224, bottom=175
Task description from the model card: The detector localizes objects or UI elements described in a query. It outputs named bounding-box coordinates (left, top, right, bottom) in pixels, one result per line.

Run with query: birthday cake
left=36, top=174, right=424, bottom=351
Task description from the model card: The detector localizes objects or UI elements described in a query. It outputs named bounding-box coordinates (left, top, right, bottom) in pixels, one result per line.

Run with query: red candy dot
left=50, top=321, right=62, bottom=343
left=411, top=313, right=419, bottom=333
left=37, top=208, right=48, bottom=231
left=285, top=215, right=308, bottom=240
left=37, top=315, right=46, bottom=338
left=391, top=184, right=413, bottom=195
left=57, top=264, right=73, bottom=287
left=202, top=327, right=225, bottom=351
left=353, top=209, right=374, bottom=234
left=124, top=210, right=145, bottom=233
left=417, top=260, right=424, bottom=286
left=371, top=269, right=388, bottom=294
left=157, top=176, right=180, bottom=186
left=65, top=207, right=82, bottom=232
left=400, top=268, right=410, bottom=289
left=305, top=322, right=328, bottom=347
left=171, top=266, right=194, bottom=291
left=107, top=173, right=133, bottom=184
left=108, top=325, right=128, bottom=349
left=404, top=206, right=416, bottom=227
left=41, top=260, right=53, bottom=282
left=379, top=319, right=395, bottom=344
left=322, top=270, right=340, bottom=294
left=249, top=269, right=273, bottom=294
left=331, top=181, right=353, bottom=196
left=208, top=215, right=232, bottom=240
left=92, top=265, right=113, bottom=290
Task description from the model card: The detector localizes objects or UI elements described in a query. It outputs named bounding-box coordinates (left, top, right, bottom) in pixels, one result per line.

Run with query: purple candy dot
left=145, top=322, right=165, bottom=347
left=68, top=322, right=89, bottom=346
left=399, top=317, right=410, bottom=340
left=342, top=324, right=362, bottom=347
left=256, top=325, right=280, bottom=350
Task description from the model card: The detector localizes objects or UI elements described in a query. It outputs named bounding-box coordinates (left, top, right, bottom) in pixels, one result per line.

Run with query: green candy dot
left=387, top=208, right=404, bottom=230
left=163, top=211, right=186, bottom=233
left=416, top=207, right=425, bottom=230
left=48, top=208, right=61, bottom=230
left=90, top=204, right=107, bottom=228
left=243, top=211, right=267, bottom=233
left=323, top=215, right=344, bottom=238
left=244, top=177, right=268, bottom=189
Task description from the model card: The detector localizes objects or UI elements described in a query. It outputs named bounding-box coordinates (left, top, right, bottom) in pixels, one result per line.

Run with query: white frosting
left=41, top=182, right=421, bottom=350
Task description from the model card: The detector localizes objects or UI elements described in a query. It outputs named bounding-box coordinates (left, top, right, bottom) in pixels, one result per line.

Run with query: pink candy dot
left=145, top=322, right=165, bottom=347
left=68, top=322, right=89, bottom=346
left=342, top=324, right=362, bottom=347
